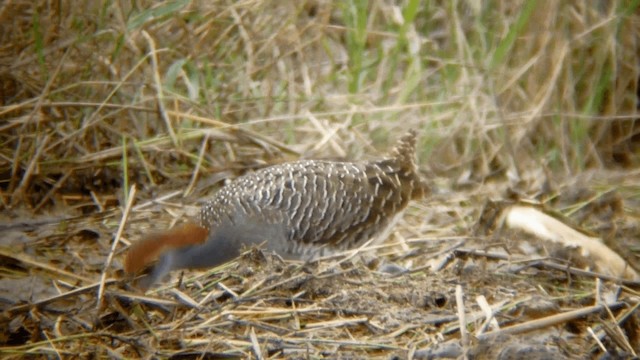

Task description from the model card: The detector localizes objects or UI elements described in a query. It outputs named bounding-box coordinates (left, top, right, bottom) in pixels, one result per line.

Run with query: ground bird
left=124, top=130, right=429, bottom=288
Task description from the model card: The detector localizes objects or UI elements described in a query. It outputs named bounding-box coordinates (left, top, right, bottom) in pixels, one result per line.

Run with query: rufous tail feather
left=124, top=222, right=208, bottom=274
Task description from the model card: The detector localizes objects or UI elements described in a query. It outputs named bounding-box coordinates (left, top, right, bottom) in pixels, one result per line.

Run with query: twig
left=132, top=190, right=182, bottom=211
left=97, top=185, right=136, bottom=311
left=249, top=327, right=263, bottom=360
left=455, top=285, right=469, bottom=354
left=475, top=295, right=500, bottom=335
left=0, top=247, right=93, bottom=284
left=218, top=281, right=240, bottom=299
left=6, top=280, right=118, bottom=314
left=303, top=317, right=369, bottom=331
left=602, top=300, right=636, bottom=355
left=111, top=292, right=183, bottom=308
left=588, top=326, right=607, bottom=353
left=169, top=288, right=200, bottom=309
left=42, top=328, right=63, bottom=359
left=454, top=248, right=640, bottom=287
left=142, top=30, right=178, bottom=148
left=477, top=302, right=625, bottom=340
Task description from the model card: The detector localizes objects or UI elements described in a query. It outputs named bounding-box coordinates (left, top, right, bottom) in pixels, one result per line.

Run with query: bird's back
left=199, top=130, right=428, bottom=257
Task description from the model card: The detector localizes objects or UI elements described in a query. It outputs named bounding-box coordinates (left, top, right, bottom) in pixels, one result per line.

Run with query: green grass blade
left=32, top=9, right=46, bottom=77
left=127, top=0, right=189, bottom=31
left=490, top=0, right=537, bottom=70
left=342, top=0, right=369, bottom=94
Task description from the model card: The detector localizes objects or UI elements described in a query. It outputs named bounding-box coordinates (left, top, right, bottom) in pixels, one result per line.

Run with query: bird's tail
left=388, top=129, right=418, bottom=172
left=124, top=222, right=208, bottom=275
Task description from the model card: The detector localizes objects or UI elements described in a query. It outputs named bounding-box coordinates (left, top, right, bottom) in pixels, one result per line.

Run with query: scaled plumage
left=125, top=130, right=428, bottom=287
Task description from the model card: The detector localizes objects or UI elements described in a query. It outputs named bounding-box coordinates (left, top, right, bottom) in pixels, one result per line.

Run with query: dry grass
left=1, top=0, right=640, bottom=358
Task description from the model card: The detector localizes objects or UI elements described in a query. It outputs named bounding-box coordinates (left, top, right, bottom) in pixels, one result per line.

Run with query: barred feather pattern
left=199, top=130, right=428, bottom=258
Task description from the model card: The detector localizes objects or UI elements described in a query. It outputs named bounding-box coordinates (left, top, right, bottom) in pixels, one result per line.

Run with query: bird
left=124, top=130, right=429, bottom=288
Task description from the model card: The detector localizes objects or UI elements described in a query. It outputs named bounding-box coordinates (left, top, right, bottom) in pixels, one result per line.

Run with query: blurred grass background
left=1, top=0, right=639, bottom=212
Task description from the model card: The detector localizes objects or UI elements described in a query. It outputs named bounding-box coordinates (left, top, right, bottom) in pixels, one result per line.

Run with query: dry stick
left=588, top=327, right=607, bottom=353
left=0, top=331, right=135, bottom=353
left=475, top=295, right=500, bottom=335
left=218, top=281, right=240, bottom=299
left=527, top=260, right=640, bottom=286
left=42, top=331, right=63, bottom=359
left=403, top=239, right=466, bottom=275
left=319, top=236, right=382, bottom=268
left=96, top=184, right=137, bottom=311
left=168, top=288, right=200, bottom=309
left=601, top=299, right=636, bottom=356
left=476, top=302, right=625, bottom=340
left=7, top=280, right=118, bottom=314
left=183, top=336, right=402, bottom=351
left=111, top=292, right=181, bottom=308
left=0, top=210, right=116, bottom=233
left=229, top=319, right=291, bottom=336
left=454, top=248, right=640, bottom=287
left=613, top=302, right=640, bottom=353
left=0, top=247, right=92, bottom=284
left=455, top=285, right=469, bottom=353
left=441, top=298, right=514, bottom=334
left=34, top=171, right=72, bottom=212
left=89, top=190, right=105, bottom=213
left=306, top=109, right=346, bottom=156
left=142, top=30, right=178, bottom=148
left=132, top=190, right=182, bottom=211
left=303, top=317, right=369, bottom=330
left=249, top=327, right=264, bottom=360
left=236, top=275, right=274, bottom=299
